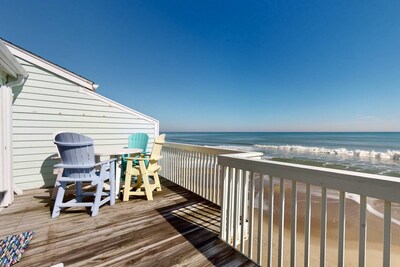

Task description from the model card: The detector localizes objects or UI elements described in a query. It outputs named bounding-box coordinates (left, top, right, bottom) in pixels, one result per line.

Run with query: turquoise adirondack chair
left=121, top=133, right=149, bottom=177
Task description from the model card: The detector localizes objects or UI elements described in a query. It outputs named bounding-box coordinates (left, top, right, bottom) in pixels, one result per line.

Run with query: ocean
left=164, top=132, right=400, bottom=177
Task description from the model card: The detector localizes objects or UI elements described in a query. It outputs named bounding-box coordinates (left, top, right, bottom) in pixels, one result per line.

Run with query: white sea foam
left=254, top=144, right=400, bottom=161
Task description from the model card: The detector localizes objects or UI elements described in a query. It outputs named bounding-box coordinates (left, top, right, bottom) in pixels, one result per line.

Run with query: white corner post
left=0, top=85, right=14, bottom=207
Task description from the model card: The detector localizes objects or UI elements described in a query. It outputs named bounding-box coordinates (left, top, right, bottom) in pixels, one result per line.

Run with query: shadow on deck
left=0, top=177, right=256, bottom=267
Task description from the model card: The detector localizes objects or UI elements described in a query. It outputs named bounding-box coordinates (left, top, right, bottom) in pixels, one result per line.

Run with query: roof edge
left=1, top=38, right=96, bottom=91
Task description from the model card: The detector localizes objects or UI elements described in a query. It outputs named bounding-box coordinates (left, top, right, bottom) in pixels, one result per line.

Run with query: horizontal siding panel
left=22, top=79, right=79, bottom=91
left=18, top=58, right=35, bottom=66
left=14, top=175, right=56, bottom=189
left=12, top=133, right=152, bottom=142
left=19, top=91, right=104, bottom=105
left=13, top=138, right=133, bottom=149
left=13, top=106, right=137, bottom=118
left=13, top=99, right=128, bottom=114
left=21, top=85, right=90, bottom=99
left=15, top=94, right=110, bottom=108
left=14, top=159, right=57, bottom=171
left=14, top=147, right=57, bottom=156
left=13, top=120, right=153, bottom=129
left=13, top=126, right=154, bottom=134
left=14, top=114, right=145, bottom=125
left=14, top=167, right=54, bottom=177
left=26, top=73, right=76, bottom=85
left=13, top=153, right=55, bottom=164
left=20, top=64, right=58, bottom=77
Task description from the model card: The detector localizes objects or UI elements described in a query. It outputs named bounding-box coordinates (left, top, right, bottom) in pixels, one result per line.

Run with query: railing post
left=220, top=165, right=229, bottom=242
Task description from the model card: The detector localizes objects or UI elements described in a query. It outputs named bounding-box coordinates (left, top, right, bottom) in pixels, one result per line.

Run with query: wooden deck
left=0, top=177, right=256, bottom=267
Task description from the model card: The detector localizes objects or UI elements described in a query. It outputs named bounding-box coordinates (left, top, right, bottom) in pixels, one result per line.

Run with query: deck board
left=0, top=178, right=256, bottom=267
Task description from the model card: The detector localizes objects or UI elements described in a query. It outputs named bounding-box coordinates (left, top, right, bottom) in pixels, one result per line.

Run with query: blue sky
left=1, top=1, right=400, bottom=131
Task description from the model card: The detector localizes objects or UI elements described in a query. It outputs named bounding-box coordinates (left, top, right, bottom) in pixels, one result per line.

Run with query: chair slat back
left=54, top=132, right=96, bottom=179
left=149, top=134, right=166, bottom=161
left=128, top=133, right=149, bottom=151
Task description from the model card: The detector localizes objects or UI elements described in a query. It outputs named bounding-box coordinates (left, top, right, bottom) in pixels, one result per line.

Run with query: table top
left=94, top=147, right=142, bottom=156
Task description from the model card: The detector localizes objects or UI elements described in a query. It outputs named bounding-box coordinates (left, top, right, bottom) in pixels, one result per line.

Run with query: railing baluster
left=225, top=167, right=232, bottom=242
left=212, top=154, right=216, bottom=202
left=233, top=169, right=241, bottom=248
left=267, top=175, right=274, bottom=267
left=359, top=195, right=367, bottom=267
left=320, top=187, right=327, bottom=267
left=257, top=173, right=264, bottom=265
left=209, top=154, right=214, bottom=202
left=227, top=167, right=235, bottom=243
left=198, top=153, right=203, bottom=197
left=383, top=200, right=391, bottom=267
left=220, top=165, right=229, bottom=242
left=290, top=180, right=297, bottom=267
left=248, top=172, right=255, bottom=259
left=207, top=154, right=211, bottom=200
left=338, top=191, right=346, bottom=267
left=195, top=152, right=200, bottom=195
left=240, top=170, right=249, bottom=253
left=304, top=183, right=311, bottom=267
left=184, top=150, right=189, bottom=189
left=278, top=178, right=285, bottom=267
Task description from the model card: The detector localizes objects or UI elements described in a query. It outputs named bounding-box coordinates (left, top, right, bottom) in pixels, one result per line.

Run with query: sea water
left=165, top=132, right=400, bottom=177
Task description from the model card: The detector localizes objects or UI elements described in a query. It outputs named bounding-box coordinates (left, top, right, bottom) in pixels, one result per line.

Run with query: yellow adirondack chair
left=123, top=134, right=166, bottom=201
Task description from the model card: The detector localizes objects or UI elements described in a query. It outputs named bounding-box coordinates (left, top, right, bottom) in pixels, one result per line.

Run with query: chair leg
left=51, top=168, right=63, bottom=200
left=76, top=181, right=83, bottom=202
left=142, top=173, right=153, bottom=201
left=52, top=181, right=66, bottom=218
left=109, top=161, right=116, bottom=206
left=91, top=180, right=104, bottom=217
left=123, top=169, right=132, bottom=202
left=153, top=172, right=162, bottom=192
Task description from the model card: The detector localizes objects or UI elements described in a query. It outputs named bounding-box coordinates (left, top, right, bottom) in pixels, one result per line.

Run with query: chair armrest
left=125, top=156, right=146, bottom=161
left=94, top=158, right=117, bottom=166
left=54, top=163, right=95, bottom=169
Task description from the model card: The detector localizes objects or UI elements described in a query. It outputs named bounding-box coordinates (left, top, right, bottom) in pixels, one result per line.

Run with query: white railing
left=219, top=154, right=400, bottom=267
left=160, top=143, right=400, bottom=266
left=159, top=142, right=262, bottom=205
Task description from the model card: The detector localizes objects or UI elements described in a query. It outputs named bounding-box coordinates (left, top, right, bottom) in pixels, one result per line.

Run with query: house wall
left=0, top=70, right=7, bottom=84
left=12, top=57, right=158, bottom=190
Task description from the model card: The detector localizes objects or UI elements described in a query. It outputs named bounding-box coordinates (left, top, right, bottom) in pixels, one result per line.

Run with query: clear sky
left=1, top=1, right=400, bottom=132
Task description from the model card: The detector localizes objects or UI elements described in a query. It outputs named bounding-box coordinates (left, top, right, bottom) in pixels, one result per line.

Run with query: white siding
left=12, top=57, right=158, bottom=190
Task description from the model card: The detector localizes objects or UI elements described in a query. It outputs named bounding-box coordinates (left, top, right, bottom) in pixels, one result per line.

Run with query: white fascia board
left=3, top=41, right=95, bottom=90
left=80, top=87, right=159, bottom=125
left=0, top=41, right=28, bottom=79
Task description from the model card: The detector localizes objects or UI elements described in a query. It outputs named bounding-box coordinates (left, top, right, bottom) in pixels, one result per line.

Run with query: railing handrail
left=164, top=141, right=246, bottom=155
left=219, top=153, right=400, bottom=203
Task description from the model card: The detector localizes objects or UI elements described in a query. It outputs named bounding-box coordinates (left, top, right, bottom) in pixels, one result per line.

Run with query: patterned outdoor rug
left=0, top=231, right=34, bottom=267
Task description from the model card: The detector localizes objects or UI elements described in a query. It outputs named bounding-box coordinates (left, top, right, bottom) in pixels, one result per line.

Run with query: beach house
left=1, top=39, right=399, bottom=266
left=0, top=39, right=158, bottom=206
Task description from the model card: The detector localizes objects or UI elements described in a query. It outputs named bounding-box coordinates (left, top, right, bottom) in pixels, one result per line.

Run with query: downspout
left=5, top=74, right=27, bottom=196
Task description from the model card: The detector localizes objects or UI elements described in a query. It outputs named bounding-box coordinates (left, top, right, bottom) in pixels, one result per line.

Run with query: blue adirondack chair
left=52, top=132, right=116, bottom=218
left=121, top=133, right=149, bottom=177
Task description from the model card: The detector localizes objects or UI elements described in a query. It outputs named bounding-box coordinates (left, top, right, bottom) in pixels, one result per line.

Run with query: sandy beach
left=239, top=179, right=400, bottom=266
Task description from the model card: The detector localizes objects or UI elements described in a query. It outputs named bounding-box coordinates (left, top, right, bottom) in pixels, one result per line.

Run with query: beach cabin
left=0, top=39, right=158, bottom=206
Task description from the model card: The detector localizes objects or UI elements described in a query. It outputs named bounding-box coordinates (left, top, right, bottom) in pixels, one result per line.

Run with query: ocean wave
left=254, top=144, right=400, bottom=160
